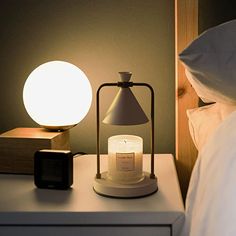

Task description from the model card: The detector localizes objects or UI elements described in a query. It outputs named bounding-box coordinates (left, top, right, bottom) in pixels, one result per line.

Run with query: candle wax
left=108, top=135, right=144, bottom=184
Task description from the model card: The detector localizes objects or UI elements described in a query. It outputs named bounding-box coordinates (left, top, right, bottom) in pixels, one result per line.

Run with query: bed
left=176, top=1, right=236, bottom=235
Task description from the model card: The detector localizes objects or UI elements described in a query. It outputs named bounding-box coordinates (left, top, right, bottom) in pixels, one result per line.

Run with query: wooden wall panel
left=175, top=0, right=199, bottom=199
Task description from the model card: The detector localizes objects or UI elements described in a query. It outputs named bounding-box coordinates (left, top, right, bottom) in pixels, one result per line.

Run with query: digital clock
left=34, top=149, right=73, bottom=190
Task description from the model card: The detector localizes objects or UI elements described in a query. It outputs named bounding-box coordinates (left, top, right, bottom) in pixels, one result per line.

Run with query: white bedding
left=182, top=110, right=236, bottom=236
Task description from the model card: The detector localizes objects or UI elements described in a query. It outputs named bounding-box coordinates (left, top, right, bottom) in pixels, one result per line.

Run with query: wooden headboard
left=175, top=0, right=199, bottom=199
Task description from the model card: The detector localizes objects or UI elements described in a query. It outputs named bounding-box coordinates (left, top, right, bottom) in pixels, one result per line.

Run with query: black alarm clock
left=34, top=149, right=73, bottom=190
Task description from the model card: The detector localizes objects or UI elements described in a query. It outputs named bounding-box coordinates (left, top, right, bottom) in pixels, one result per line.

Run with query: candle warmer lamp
left=93, top=72, right=158, bottom=198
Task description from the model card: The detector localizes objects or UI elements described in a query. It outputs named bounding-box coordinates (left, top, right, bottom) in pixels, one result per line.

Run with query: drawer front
left=0, top=226, right=171, bottom=236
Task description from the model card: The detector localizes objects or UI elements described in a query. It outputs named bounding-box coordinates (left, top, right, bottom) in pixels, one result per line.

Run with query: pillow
left=187, top=103, right=236, bottom=151
left=179, top=19, right=236, bottom=104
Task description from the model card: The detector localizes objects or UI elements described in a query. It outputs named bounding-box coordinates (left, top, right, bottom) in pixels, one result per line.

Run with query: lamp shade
left=103, top=87, right=149, bottom=125
left=23, top=61, right=92, bottom=130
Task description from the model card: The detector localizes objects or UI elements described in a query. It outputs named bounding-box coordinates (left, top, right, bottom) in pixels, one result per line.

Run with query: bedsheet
left=182, top=110, right=236, bottom=236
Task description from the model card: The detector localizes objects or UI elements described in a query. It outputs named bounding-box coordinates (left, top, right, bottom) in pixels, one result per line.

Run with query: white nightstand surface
left=0, top=154, right=184, bottom=234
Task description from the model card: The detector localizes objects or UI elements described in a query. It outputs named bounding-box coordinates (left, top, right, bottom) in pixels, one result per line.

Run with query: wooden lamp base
left=0, top=128, right=70, bottom=174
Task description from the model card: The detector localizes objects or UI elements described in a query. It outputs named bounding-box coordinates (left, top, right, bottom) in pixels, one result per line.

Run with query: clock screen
left=41, top=159, right=63, bottom=182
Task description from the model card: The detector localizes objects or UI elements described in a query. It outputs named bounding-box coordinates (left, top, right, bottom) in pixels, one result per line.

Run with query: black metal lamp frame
left=96, top=80, right=156, bottom=180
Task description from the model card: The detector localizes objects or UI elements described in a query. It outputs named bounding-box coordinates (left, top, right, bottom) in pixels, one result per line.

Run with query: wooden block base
left=0, top=128, right=70, bottom=174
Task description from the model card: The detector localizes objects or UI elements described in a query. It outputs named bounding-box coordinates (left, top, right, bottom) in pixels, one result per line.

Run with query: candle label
left=116, top=152, right=135, bottom=171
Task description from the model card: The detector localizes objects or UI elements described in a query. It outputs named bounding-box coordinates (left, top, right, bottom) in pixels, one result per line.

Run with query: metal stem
left=96, top=83, right=118, bottom=179
left=133, top=83, right=155, bottom=179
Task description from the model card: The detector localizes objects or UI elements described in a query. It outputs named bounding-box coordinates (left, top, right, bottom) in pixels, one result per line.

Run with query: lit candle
left=108, top=135, right=143, bottom=184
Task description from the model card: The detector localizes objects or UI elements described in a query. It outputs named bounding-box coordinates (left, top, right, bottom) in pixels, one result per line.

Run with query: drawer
left=0, top=226, right=171, bottom=236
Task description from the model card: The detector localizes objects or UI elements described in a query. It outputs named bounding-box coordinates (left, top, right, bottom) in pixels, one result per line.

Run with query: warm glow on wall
left=23, top=61, right=92, bottom=130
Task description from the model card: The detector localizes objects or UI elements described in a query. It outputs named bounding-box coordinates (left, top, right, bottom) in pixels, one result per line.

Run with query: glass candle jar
left=108, top=135, right=144, bottom=184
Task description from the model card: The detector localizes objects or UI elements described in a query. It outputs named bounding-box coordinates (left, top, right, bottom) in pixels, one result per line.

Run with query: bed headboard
left=175, top=0, right=199, bottom=199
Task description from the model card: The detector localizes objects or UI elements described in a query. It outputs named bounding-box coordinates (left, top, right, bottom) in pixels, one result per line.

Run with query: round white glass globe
left=23, top=61, right=92, bottom=130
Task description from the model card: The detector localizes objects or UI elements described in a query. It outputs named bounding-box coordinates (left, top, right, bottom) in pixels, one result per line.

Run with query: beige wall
left=0, top=0, right=174, bottom=155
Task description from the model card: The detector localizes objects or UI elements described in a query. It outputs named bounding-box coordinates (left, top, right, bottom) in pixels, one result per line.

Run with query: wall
left=0, top=0, right=175, bottom=155
left=199, top=0, right=236, bottom=33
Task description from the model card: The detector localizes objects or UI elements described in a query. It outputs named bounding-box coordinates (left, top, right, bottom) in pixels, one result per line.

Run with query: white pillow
left=179, top=19, right=236, bottom=104
left=187, top=103, right=236, bottom=151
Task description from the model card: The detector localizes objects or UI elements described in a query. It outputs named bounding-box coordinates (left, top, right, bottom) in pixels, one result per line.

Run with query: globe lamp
left=23, top=61, right=92, bottom=131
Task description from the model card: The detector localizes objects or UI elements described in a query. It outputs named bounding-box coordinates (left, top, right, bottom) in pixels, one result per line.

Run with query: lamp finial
left=119, top=71, right=132, bottom=82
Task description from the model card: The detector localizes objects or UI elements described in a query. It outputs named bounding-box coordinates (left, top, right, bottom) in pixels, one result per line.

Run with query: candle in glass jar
left=107, top=135, right=143, bottom=184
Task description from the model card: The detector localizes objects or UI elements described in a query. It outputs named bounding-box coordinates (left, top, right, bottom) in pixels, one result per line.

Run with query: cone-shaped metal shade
left=103, top=87, right=149, bottom=125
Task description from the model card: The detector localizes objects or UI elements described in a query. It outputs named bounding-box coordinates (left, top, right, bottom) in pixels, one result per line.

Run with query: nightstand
left=0, top=154, right=184, bottom=236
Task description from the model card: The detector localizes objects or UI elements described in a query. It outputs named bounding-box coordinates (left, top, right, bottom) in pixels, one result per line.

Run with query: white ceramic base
left=93, top=171, right=158, bottom=198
